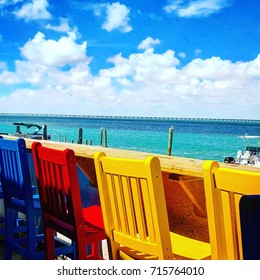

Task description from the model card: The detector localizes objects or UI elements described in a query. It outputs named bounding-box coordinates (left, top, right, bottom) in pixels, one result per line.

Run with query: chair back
left=0, top=135, right=4, bottom=235
left=32, top=142, right=85, bottom=242
left=0, top=183, right=3, bottom=236
left=0, top=138, right=34, bottom=210
left=94, top=152, right=172, bottom=260
left=203, top=160, right=260, bottom=259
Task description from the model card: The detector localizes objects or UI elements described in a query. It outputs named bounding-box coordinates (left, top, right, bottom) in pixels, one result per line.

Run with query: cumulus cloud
left=1, top=32, right=260, bottom=118
left=138, top=37, right=160, bottom=50
left=0, top=62, right=7, bottom=71
left=88, top=2, right=132, bottom=32
left=97, top=47, right=260, bottom=118
left=178, top=52, right=186, bottom=58
left=102, top=2, right=132, bottom=32
left=100, top=48, right=180, bottom=83
left=20, top=32, right=88, bottom=67
left=46, top=18, right=75, bottom=33
left=0, top=0, right=22, bottom=6
left=164, top=0, right=231, bottom=17
left=14, top=0, right=51, bottom=21
left=195, top=49, right=202, bottom=57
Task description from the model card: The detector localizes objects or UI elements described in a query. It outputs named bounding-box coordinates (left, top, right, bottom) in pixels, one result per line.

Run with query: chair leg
left=86, top=241, right=103, bottom=260
left=75, top=240, right=87, bottom=260
left=93, top=241, right=100, bottom=259
left=45, top=227, right=56, bottom=260
left=26, top=213, right=38, bottom=259
left=3, top=209, right=16, bottom=260
left=3, top=239, right=12, bottom=260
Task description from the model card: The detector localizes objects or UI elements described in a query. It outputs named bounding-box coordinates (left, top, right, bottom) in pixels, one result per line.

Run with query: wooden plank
left=2, top=135, right=260, bottom=179
left=17, top=137, right=205, bottom=177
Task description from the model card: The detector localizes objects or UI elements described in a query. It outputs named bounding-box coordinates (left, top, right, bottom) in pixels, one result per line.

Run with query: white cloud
left=100, top=48, right=180, bottom=83
left=164, top=0, right=231, bottom=17
left=0, top=62, right=7, bottom=71
left=0, top=0, right=22, bottom=6
left=20, top=32, right=88, bottom=67
left=138, top=37, right=160, bottom=50
left=178, top=52, right=186, bottom=58
left=1, top=34, right=260, bottom=118
left=164, top=0, right=183, bottom=13
left=14, top=0, right=51, bottom=21
left=102, top=2, right=132, bottom=32
left=195, top=49, right=202, bottom=57
left=45, top=18, right=77, bottom=33
left=97, top=50, right=260, bottom=118
left=0, top=67, right=20, bottom=84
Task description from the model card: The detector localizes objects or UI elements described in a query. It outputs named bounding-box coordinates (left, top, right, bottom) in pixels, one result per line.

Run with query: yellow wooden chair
left=203, top=160, right=260, bottom=260
left=94, top=152, right=211, bottom=260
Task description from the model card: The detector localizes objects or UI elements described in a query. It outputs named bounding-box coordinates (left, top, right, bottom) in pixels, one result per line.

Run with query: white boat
left=224, top=134, right=260, bottom=167
left=0, top=122, right=51, bottom=140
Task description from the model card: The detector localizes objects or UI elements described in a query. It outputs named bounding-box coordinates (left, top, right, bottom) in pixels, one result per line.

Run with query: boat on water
left=224, top=134, right=260, bottom=167
left=0, top=122, right=51, bottom=140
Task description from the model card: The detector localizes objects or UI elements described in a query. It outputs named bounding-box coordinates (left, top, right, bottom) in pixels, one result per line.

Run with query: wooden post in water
left=85, top=139, right=93, bottom=145
left=167, top=126, right=174, bottom=156
left=100, top=128, right=103, bottom=146
left=43, top=125, right=47, bottom=140
left=104, top=128, right=108, bottom=147
left=100, top=128, right=108, bottom=147
left=77, top=128, right=83, bottom=144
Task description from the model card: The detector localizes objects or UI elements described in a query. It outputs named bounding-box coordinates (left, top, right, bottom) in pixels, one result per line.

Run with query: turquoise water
left=1, top=114, right=260, bottom=162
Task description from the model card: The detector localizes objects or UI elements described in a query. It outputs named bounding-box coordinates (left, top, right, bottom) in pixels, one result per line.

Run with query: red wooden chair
left=32, top=142, right=106, bottom=260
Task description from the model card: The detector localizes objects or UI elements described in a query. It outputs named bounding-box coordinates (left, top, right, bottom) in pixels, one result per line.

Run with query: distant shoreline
left=0, top=113, right=260, bottom=123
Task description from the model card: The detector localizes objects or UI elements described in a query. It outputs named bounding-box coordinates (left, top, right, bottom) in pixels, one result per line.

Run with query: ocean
left=1, top=114, right=260, bottom=163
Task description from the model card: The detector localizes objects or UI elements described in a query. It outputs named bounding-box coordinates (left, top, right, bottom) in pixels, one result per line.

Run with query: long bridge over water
left=0, top=113, right=260, bottom=123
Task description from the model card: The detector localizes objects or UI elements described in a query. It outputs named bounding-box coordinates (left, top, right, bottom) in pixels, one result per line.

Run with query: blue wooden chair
left=0, top=136, right=38, bottom=238
left=0, top=182, right=4, bottom=236
left=0, top=136, right=5, bottom=236
left=0, top=137, right=72, bottom=259
left=239, top=195, right=260, bottom=260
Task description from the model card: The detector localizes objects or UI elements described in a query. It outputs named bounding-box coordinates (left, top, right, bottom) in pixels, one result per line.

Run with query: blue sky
left=0, top=0, right=260, bottom=119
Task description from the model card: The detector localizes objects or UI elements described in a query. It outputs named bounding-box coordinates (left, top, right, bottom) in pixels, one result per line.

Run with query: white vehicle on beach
left=224, top=134, right=260, bottom=167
